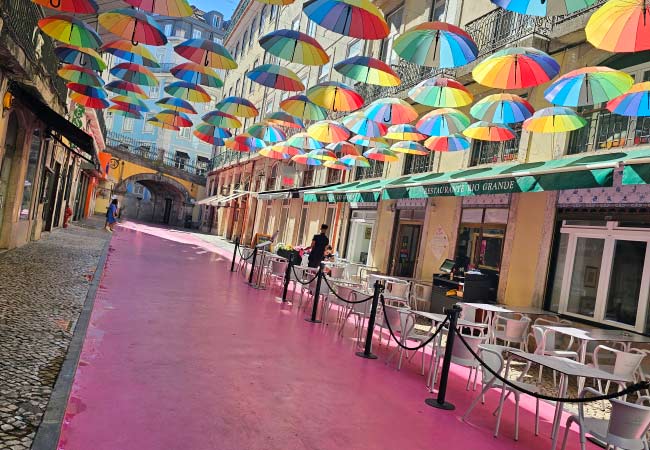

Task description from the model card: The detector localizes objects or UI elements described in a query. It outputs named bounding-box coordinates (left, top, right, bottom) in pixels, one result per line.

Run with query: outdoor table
left=459, top=302, right=513, bottom=341
left=506, top=349, right=629, bottom=450
left=412, top=310, right=488, bottom=332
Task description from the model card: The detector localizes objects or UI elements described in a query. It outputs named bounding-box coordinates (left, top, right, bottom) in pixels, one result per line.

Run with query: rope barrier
left=321, top=276, right=373, bottom=304
left=291, top=265, right=320, bottom=286
left=454, top=330, right=650, bottom=403
left=237, top=246, right=255, bottom=261
left=380, top=296, right=450, bottom=351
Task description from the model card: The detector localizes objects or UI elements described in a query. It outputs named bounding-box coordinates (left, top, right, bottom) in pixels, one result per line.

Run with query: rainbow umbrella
left=544, top=67, right=634, bottom=107
left=247, top=124, right=287, bottom=143
left=71, top=92, right=110, bottom=109
left=216, top=96, right=259, bottom=118
left=33, top=0, right=98, bottom=13
left=67, top=83, right=106, bottom=99
left=155, top=110, right=193, bottom=128
left=491, top=0, right=597, bottom=16
left=394, top=22, right=478, bottom=68
left=260, top=144, right=294, bottom=160
left=247, top=64, right=304, bottom=91
left=339, top=154, right=370, bottom=168
left=225, top=139, right=251, bottom=152
left=232, top=133, right=266, bottom=150
left=193, top=125, right=227, bottom=145
left=286, top=132, right=323, bottom=150
left=105, top=80, right=147, bottom=98
left=171, top=62, right=224, bottom=88
left=417, top=108, right=470, bottom=136
left=463, top=121, right=516, bottom=141
left=334, top=56, right=401, bottom=86
left=174, top=39, right=237, bottom=70
left=307, top=120, right=350, bottom=143
left=424, top=134, right=470, bottom=152
left=364, top=98, right=418, bottom=125
left=124, top=0, right=193, bottom=17
left=384, top=124, right=427, bottom=141
left=473, top=47, right=560, bottom=90
left=586, top=0, right=650, bottom=52
left=195, top=123, right=231, bottom=139
left=111, top=95, right=149, bottom=112
left=280, top=95, right=327, bottom=121
left=292, top=153, right=324, bottom=166
left=324, top=160, right=351, bottom=170
left=608, top=82, right=650, bottom=116
left=408, top=77, right=472, bottom=108
left=99, top=9, right=167, bottom=46
left=306, top=148, right=337, bottom=161
left=265, top=111, right=304, bottom=129
left=259, top=29, right=329, bottom=66
left=342, top=113, right=387, bottom=138
left=156, top=97, right=197, bottom=114
left=307, top=81, right=364, bottom=112
left=147, top=117, right=180, bottom=131
left=101, top=40, right=160, bottom=68
left=391, top=141, right=429, bottom=156
left=202, top=111, right=243, bottom=128
left=38, top=15, right=102, bottom=49
left=470, top=93, right=535, bottom=124
left=363, top=148, right=398, bottom=162
left=349, top=135, right=390, bottom=148
left=109, top=104, right=144, bottom=119
left=58, top=65, right=104, bottom=87
left=110, top=62, right=158, bottom=87
left=164, top=81, right=211, bottom=103
left=522, top=107, right=587, bottom=133
left=303, top=0, right=389, bottom=39
left=54, top=45, right=106, bottom=71
left=326, top=141, right=359, bottom=156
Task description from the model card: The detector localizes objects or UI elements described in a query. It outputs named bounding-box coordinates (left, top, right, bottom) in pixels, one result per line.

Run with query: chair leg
left=462, top=383, right=492, bottom=422
left=514, top=392, right=520, bottom=441
left=466, top=367, right=473, bottom=391
left=535, top=399, right=539, bottom=436
left=494, top=387, right=507, bottom=438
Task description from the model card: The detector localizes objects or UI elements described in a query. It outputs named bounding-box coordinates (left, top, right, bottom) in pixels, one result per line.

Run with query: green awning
left=303, top=179, right=390, bottom=203
left=621, top=148, right=650, bottom=185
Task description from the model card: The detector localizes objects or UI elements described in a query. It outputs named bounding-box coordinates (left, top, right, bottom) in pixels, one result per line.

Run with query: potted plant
left=276, top=243, right=301, bottom=265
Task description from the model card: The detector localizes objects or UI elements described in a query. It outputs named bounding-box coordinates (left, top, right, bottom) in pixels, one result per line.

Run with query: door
left=0, top=114, right=19, bottom=235
left=391, top=223, right=422, bottom=277
left=162, top=198, right=172, bottom=224
left=43, top=163, right=60, bottom=232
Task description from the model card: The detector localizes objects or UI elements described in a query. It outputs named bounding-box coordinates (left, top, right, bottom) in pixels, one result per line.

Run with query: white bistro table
left=459, top=303, right=514, bottom=340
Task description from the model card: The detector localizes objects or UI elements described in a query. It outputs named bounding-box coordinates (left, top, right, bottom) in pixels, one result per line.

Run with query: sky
left=192, top=0, right=238, bottom=19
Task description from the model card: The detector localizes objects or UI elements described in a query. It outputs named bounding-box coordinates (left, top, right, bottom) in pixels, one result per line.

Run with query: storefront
left=344, top=207, right=377, bottom=265
left=388, top=199, right=427, bottom=277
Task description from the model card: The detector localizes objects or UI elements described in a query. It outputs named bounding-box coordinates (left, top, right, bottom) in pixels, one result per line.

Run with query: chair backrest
left=413, top=283, right=432, bottom=300
left=460, top=305, right=477, bottom=322
left=271, top=259, right=288, bottom=276
left=532, top=325, right=557, bottom=353
left=606, top=400, right=650, bottom=448
left=382, top=304, right=414, bottom=336
left=329, top=266, right=345, bottom=279
left=241, top=247, right=254, bottom=260
left=613, top=351, right=645, bottom=379
left=451, top=332, right=488, bottom=367
left=478, top=345, right=504, bottom=385
left=367, top=273, right=382, bottom=290
left=386, top=280, right=410, bottom=299
left=335, top=285, right=354, bottom=303
left=301, top=254, right=309, bottom=266
left=498, top=315, right=531, bottom=343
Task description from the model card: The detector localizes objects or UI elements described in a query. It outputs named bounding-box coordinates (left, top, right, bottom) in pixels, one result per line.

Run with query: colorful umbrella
left=174, top=39, right=237, bottom=70
left=342, top=113, right=387, bottom=138
left=384, top=124, right=428, bottom=141
left=109, top=104, right=144, bottom=119
left=491, top=0, right=597, bottom=16
left=326, top=141, right=359, bottom=156
left=364, top=98, right=418, bottom=125
left=105, top=80, right=148, bottom=98
left=247, top=124, right=287, bottom=143
left=390, top=141, right=429, bottom=156
left=408, top=77, right=472, bottom=108
left=463, top=121, right=516, bottom=141
left=225, top=139, right=252, bottom=152
left=156, top=97, right=197, bottom=114
left=307, top=120, right=350, bottom=143
left=607, top=82, right=650, bottom=117
left=522, top=107, right=587, bottom=133
left=280, top=94, right=327, bottom=121
left=363, top=148, right=398, bottom=162
left=110, top=62, right=158, bottom=87
left=193, top=127, right=226, bottom=146
left=58, top=64, right=104, bottom=87
left=470, top=93, right=535, bottom=124
left=586, top=0, right=650, bottom=52
left=232, top=133, right=266, bottom=150
left=472, top=47, right=560, bottom=90
left=303, top=0, right=389, bottom=39
left=544, top=66, right=634, bottom=107
left=164, top=81, right=211, bottom=103
left=124, top=0, right=193, bottom=17
left=349, top=135, right=390, bottom=148
left=171, top=63, right=224, bottom=88
left=339, top=154, right=370, bottom=168
left=54, top=45, right=106, bottom=71
left=70, top=92, right=110, bottom=109
left=260, top=144, right=294, bottom=160
left=101, top=39, right=160, bottom=68
left=286, top=132, right=323, bottom=150
left=216, top=96, right=259, bottom=118
left=247, top=64, right=304, bottom=91
left=202, top=111, right=243, bottom=128
left=416, top=108, right=470, bottom=136
left=147, top=117, right=180, bottom=131
left=265, top=111, right=305, bottom=129
left=324, top=160, right=351, bottom=170
left=306, top=81, right=364, bottom=112
left=305, top=148, right=337, bottom=161
left=155, top=110, right=193, bottom=128
left=393, top=22, right=478, bottom=68
left=38, top=15, right=102, bottom=49
left=424, top=134, right=470, bottom=152
left=99, top=8, right=167, bottom=46
left=259, top=29, right=329, bottom=66
left=111, top=95, right=150, bottom=112
left=334, top=56, right=401, bottom=86
left=292, top=153, right=324, bottom=166
left=33, top=0, right=98, bottom=13
left=67, top=82, right=106, bottom=99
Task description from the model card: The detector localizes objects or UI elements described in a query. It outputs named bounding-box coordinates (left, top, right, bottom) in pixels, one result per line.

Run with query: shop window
left=345, top=210, right=377, bottom=264
left=19, top=130, right=42, bottom=221
left=469, top=123, right=521, bottom=166
left=455, top=207, right=508, bottom=272
left=380, top=4, right=404, bottom=65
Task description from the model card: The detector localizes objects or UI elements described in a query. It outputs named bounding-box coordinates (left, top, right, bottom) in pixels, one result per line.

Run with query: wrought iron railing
left=302, top=167, right=315, bottom=187
left=469, top=124, right=522, bottom=166
left=552, top=0, right=605, bottom=25
left=567, top=109, right=650, bottom=155
left=210, top=149, right=248, bottom=171
left=355, top=160, right=384, bottom=180
left=326, top=167, right=342, bottom=184
left=404, top=152, right=436, bottom=175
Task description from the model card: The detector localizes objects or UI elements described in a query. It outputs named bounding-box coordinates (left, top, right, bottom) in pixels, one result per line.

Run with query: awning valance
left=303, top=179, right=390, bottom=203
left=197, top=191, right=250, bottom=206
left=258, top=183, right=340, bottom=201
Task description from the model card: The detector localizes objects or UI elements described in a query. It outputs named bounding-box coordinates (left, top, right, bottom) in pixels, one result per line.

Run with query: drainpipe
left=241, top=158, right=256, bottom=245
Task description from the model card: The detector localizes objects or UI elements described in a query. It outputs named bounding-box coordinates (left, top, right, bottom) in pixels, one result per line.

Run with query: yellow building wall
left=369, top=201, right=396, bottom=272
left=416, top=197, right=461, bottom=282
left=111, top=158, right=202, bottom=200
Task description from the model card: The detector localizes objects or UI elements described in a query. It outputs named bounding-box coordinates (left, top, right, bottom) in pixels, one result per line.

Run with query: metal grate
left=355, top=160, right=384, bottom=180
left=469, top=124, right=522, bottom=166
left=403, top=152, right=436, bottom=175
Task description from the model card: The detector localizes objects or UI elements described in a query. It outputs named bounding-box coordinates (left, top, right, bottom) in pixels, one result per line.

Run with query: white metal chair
left=384, top=279, right=410, bottom=307
left=590, top=345, right=646, bottom=400
left=383, top=304, right=431, bottom=374
left=326, top=284, right=354, bottom=326
left=237, top=247, right=254, bottom=274
left=530, top=323, right=578, bottom=385
left=493, top=315, right=531, bottom=351
left=460, top=304, right=478, bottom=323
left=266, top=258, right=288, bottom=292
left=411, top=283, right=432, bottom=311
left=428, top=328, right=489, bottom=391
left=337, top=287, right=371, bottom=345
left=328, top=265, right=345, bottom=279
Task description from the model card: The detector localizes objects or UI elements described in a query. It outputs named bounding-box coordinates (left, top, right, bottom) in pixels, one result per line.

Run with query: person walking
left=308, top=224, right=329, bottom=268
left=106, top=199, right=119, bottom=232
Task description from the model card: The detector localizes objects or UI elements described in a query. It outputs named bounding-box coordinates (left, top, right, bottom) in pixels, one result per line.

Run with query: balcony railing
left=403, top=152, right=436, bottom=175
left=552, top=0, right=605, bottom=25
left=567, top=109, right=650, bottom=155
left=469, top=124, right=522, bottom=166
left=355, top=160, right=384, bottom=181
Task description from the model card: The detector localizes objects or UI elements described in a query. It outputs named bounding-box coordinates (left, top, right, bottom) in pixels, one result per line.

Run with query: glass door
left=391, top=223, right=421, bottom=277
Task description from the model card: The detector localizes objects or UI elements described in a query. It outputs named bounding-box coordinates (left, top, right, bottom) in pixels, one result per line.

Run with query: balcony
left=355, top=160, right=384, bottom=181
left=469, top=124, right=522, bottom=166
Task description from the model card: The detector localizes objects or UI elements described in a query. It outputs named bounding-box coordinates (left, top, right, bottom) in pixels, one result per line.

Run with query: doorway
left=42, top=163, right=60, bottom=232
left=162, top=198, right=172, bottom=224
left=391, top=223, right=421, bottom=277
left=0, top=113, right=19, bottom=236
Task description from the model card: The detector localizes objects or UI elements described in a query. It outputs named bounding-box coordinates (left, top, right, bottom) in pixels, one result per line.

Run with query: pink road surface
left=56, top=222, right=593, bottom=450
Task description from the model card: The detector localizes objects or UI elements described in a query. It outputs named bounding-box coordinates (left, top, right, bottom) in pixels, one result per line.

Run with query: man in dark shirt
left=308, top=224, right=329, bottom=268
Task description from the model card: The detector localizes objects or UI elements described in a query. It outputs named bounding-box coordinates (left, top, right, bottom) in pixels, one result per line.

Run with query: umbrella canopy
left=224, top=139, right=251, bottom=152
left=334, top=56, right=401, bottom=86
left=473, top=47, right=560, bottom=90
left=303, top=0, right=389, bottom=40
left=265, top=111, right=305, bottom=129
left=307, top=120, right=350, bottom=143
left=101, top=39, right=160, bottom=68
left=544, top=66, right=634, bottom=107
left=216, top=96, right=259, bottom=118
left=286, top=132, right=324, bottom=150
left=292, top=154, right=324, bottom=166
left=364, top=97, right=418, bottom=125
left=174, top=39, right=237, bottom=70
left=349, top=135, right=390, bottom=148
left=363, top=148, right=398, bottom=162
left=109, top=104, right=144, bottom=119
left=58, top=64, right=104, bottom=87
left=307, top=81, right=364, bottom=112
left=394, top=22, right=478, bottom=68
left=326, top=141, right=359, bottom=156
left=99, top=8, right=167, bottom=46
left=339, top=154, right=370, bottom=167
left=202, top=111, right=243, bottom=128
left=490, top=0, right=597, bottom=16
left=280, top=95, right=327, bottom=121
left=156, top=97, right=197, bottom=114
left=324, top=160, right=351, bottom=170
left=171, top=63, right=224, bottom=88
left=522, top=107, right=587, bottom=133
left=408, top=77, right=472, bottom=108
left=247, top=124, right=287, bottom=143
left=232, top=133, right=267, bottom=150
left=194, top=123, right=232, bottom=142
left=105, top=80, right=148, bottom=98
left=424, top=134, right=470, bottom=152
left=259, top=29, right=329, bottom=66
left=33, top=0, right=98, bottom=13
left=390, top=141, right=429, bottom=156
left=607, top=82, right=650, bottom=117
left=384, top=124, right=428, bottom=141
left=71, top=92, right=110, bottom=109
left=54, top=45, right=106, bottom=71
left=110, top=62, right=158, bottom=87
left=247, top=64, right=304, bottom=91
left=417, top=108, right=471, bottom=136
left=155, top=110, right=193, bottom=128
left=260, top=145, right=295, bottom=160
left=164, top=81, right=211, bottom=103
left=147, top=117, right=180, bottom=130
left=38, top=15, right=102, bottom=49
left=586, top=0, right=650, bottom=52
left=463, top=121, right=516, bottom=141
left=111, top=95, right=149, bottom=112
left=342, top=112, right=387, bottom=138
left=305, top=149, right=337, bottom=161
left=67, top=82, right=106, bottom=98
left=124, top=0, right=193, bottom=17
left=470, top=93, right=535, bottom=124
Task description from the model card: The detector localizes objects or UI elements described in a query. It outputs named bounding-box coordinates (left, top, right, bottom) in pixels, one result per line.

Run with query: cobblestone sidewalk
left=0, top=222, right=109, bottom=450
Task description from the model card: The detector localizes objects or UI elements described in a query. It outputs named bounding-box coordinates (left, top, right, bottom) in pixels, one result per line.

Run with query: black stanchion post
left=248, top=247, right=258, bottom=285
left=356, top=281, right=381, bottom=360
left=230, top=237, right=240, bottom=272
left=281, top=259, right=293, bottom=303
left=305, top=263, right=324, bottom=323
left=425, top=304, right=462, bottom=411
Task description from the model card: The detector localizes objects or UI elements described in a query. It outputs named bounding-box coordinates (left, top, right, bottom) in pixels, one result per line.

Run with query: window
left=156, top=49, right=165, bottom=65
left=292, top=16, right=300, bottom=31
left=319, top=60, right=331, bottom=82
left=302, top=167, right=315, bottom=186
left=122, top=117, right=134, bottom=132
left=250, top=59, right=258, bottom=93
left=271, top=5, right=278, bottom=20
left=326, top=168, right=341, bottom=184
left=430, top=0, right=446, bottom=21
left=355, top=160, right=384, bottom=180
left=469, top=123, right=522, bottom=166
left=260, top=7, right=267, bottom=33
left=347, top=39, right=363, bottom=58
left=324, top=206, right=335, bottom=232
left=403, top=152, right=435, bottom=175
left=20, top=130, right=41, bottom=221
left=266, top=164, right=278, bottom=190
left=179, top=127, right=191, bottom=139
left=234, top=79, right=240, bottom=97
left=455, top=207, right=508, bottom=273
left=249, top=20, right=256, bottom=47
left=307, top=19, right=317, bottom=37
left=278, top=203, right=290, bottom=242
left=175, top=27, right=186, bottom=38
left=174, top=151, right=189, bottom=169
left=164, top=23, right=173, bottom=36
left=192, top=29, right=202, bottom=39
left=263, top=202, right=272, bottom=234
left=242, top=31, right=249, bottom=52
left=149, top=83, right=160, bottom=98
left=143, top=113, right=154, bottom=133
left=380, top=5, right=404, bottom=65
left=265, top=96, right=274, bottom=114
left=234, top=43, right=240, bottom=60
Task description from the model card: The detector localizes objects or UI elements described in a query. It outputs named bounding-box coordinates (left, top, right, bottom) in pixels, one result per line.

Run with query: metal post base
left=355, top=351, right=378, bottom=359
left=424, top=398, right=455, bottom=410
left=304, top=318, right=321, bottom=323
left=250, top=284, right=266, bottom=290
